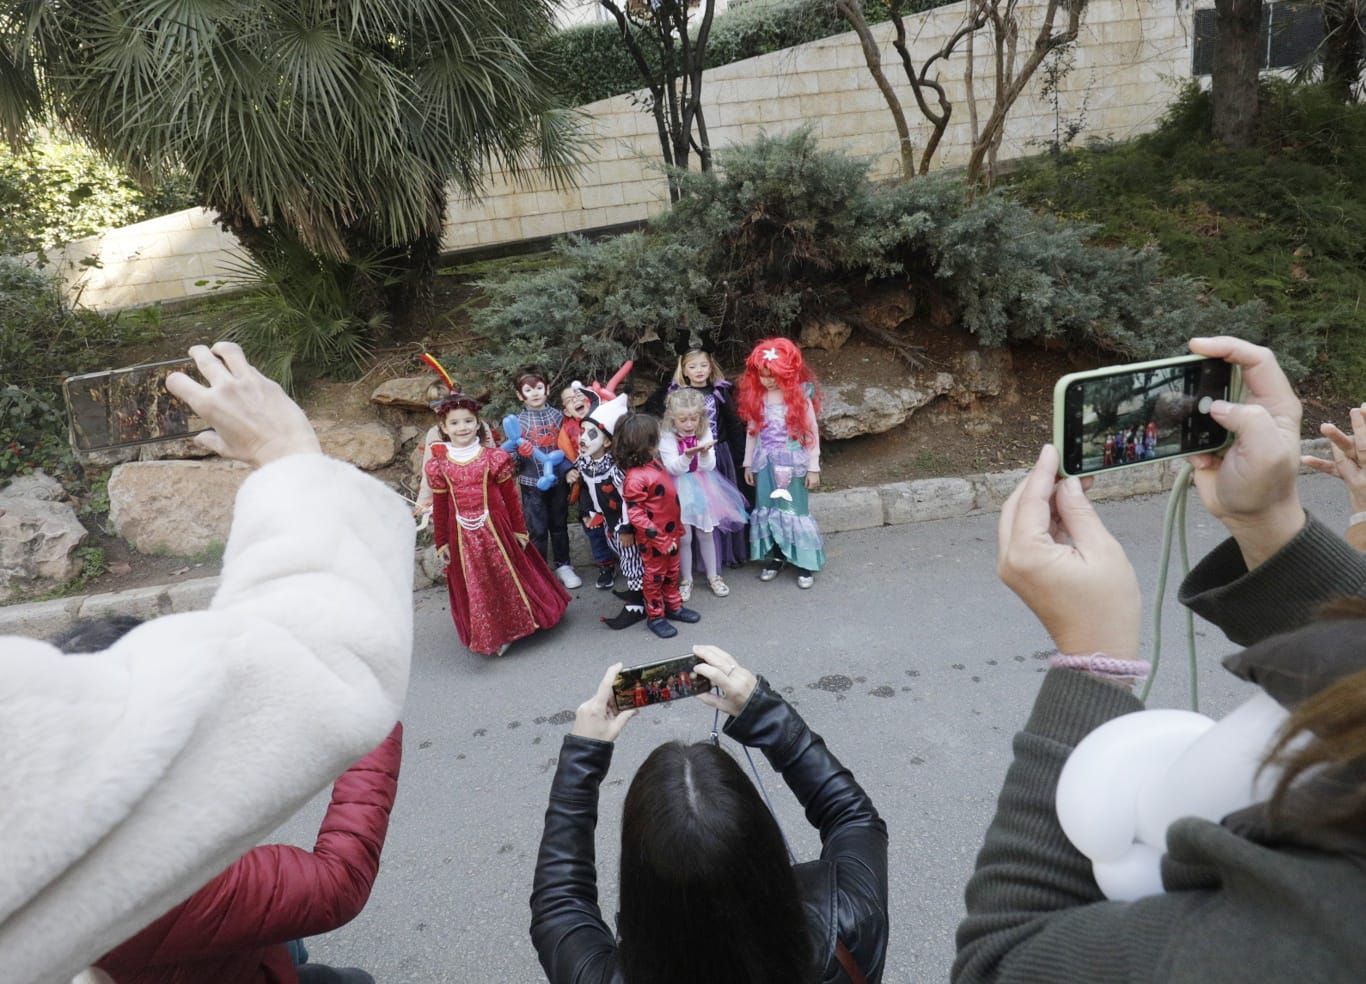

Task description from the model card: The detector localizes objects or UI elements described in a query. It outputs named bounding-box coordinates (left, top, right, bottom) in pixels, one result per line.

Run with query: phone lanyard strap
left=712, top=708, right=797, bottom=864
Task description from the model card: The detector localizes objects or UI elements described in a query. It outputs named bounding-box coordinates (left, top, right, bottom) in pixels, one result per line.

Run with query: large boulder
left=108, top=459, right=250, bottom=556
left=819, top=375, right=956, bottom=439
left=371, top=376, right=437, bottom=412
left=137, top=436, right=216, bottom=461
left=314, top=420, right=398, bottom=470
left=0, top=497, right=89, bottom=602
left=798, top=315, right=852, bottom=352
left=0, top=470, right=66, bottom=502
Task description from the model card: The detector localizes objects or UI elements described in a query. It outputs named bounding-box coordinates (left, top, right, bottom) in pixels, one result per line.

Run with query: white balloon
left=1056, top=709, right=1213, bottom=863
left=1092, top=842, right=1168, bottom=901
left=1135, top=692, right=1290, bottom=850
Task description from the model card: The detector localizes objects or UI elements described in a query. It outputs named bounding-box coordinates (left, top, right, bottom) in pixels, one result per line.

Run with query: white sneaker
left=708, top=576, right=730, bottom=597
left=556, top=565, right=582, bottom=589
left=679, top=581, right=693, bottom=602
left=796, top=573, right=814, bottom=589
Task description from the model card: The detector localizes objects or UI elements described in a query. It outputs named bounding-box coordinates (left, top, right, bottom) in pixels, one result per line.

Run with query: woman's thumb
left=1055, top=476, right=1109, bottom=545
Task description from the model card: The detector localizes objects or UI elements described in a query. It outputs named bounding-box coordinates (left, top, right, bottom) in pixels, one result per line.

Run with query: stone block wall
left=27, top=0, right=1197, bottom=312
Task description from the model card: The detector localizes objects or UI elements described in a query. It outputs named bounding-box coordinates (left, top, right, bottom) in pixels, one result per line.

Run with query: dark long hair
left=618, top=742, right=814, bottom=984
left=613, top=412, right=661, bottom=472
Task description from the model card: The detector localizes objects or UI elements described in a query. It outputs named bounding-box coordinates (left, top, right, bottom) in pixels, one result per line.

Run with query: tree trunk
left=1211, top=0, right=1263, bottom=147
left=1321, top=0, right=1365, bottom=103
left=836, top=0, right=916, bottom=181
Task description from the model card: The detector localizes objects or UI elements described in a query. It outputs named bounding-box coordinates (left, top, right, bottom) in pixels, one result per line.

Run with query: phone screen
left=63, top=359, right=208, bottom=452
left=1063, top=358, right=1234, bottom=476
left=612, top=654, right=711, bottom=712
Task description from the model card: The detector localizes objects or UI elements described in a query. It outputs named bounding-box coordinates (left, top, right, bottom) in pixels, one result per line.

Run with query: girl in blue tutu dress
left=658, top=387, right=748, bottom=601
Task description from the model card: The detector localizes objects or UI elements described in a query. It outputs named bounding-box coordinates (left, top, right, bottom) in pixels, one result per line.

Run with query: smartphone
left=1053, top=355, right=1242, bottom=477
left=63, top=358, right=208, bottom=452
left=612, top=654, right=712, bottom=712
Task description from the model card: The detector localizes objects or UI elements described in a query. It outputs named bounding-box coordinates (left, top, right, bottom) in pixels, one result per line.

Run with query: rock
left=398, top=425, right=422, bottom=448
left=950, top=349, right=1015, bottom=406
left=314, top=420, right=398, bottom=470
left=0, top=498, right=89, bottom=602
left=76, top=445, right=140, bottom=468
left=798, top=315, right=852, bottom=351
left=371, top=376, right=439, bottom=412
left=850, top=283, right=916, bottom=334
left=0, top=470, right=66, bottom=501
left=137, top=437, right=216, bottom=461
left=819, top=374, right=955, bottom=440
left=416, top=545, right=443, bottom=587
left=108, top=459, right=250, bottom=556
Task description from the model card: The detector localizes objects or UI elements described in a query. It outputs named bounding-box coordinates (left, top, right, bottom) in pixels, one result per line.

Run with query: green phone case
left=1051, top=355, right=1243, bottom=478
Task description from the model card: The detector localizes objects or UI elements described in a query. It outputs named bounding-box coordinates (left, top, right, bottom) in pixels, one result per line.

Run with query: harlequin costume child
left=615, top=413, right=701, bottom=640
left=569, top=392, right=648, bottom=630
left=665, top=349, right=751, bottom=568
left=560, top=362, right=634, bottom=592
left=737, top=337, right=826, bottom=589
left=512, top=368, right=580, bottom=590
left=425, top=392, right=570, bottom=656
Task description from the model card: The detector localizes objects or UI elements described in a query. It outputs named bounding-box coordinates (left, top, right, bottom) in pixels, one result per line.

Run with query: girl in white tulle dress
left=658, top=388, right=748, bottom=601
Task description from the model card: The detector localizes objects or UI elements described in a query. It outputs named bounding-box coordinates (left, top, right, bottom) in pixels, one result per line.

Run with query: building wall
left=29, top=0, right=1197, bottom=311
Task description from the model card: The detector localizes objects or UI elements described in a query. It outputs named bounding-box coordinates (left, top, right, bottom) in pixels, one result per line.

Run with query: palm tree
left=0, top=0, right=584, bottom=332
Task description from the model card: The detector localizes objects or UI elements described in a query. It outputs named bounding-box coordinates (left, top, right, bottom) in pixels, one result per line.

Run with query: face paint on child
left=580, top=421, right=609, bottom=459
left=443, top=408, right=481, bottom=448
left=683, top=353, right=712, bottom=388
left=561, top=388, right=589, bottom=419
left=519, top=381, right=548, bottom=409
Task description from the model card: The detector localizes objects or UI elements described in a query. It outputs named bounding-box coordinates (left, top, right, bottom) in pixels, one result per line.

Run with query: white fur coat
left=0, top=454, right=414, bottom=984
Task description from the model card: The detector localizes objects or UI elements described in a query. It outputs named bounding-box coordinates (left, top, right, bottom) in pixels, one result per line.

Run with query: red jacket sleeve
left=99, top=724, right=404, bottom=965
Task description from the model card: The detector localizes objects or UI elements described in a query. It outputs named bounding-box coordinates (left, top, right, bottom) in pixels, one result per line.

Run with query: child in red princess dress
left=615, top=413, right=701, bottom=640
left=426, top=393, right=570, bottom=656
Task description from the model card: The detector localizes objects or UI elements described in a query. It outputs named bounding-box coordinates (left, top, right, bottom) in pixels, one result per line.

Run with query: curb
left=0, top=438, right=1334, bottom=640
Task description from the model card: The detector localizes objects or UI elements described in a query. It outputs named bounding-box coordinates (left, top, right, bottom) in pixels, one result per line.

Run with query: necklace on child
left=448, top=441, right=489, bottom=529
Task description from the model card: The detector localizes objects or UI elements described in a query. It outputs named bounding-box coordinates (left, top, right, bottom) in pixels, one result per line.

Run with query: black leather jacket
left=530, top=678, right=889, bottom=983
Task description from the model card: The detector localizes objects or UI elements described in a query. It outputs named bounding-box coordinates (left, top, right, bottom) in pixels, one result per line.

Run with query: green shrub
left=1008, top=80, right=1366, bottom=393
left=461, top=128, right=1268, bottom=398
left=0, top=258, right=159, bottom=478
left=541, top=0, right=943, bottom=107
left=217, top=235, right=380, bottom=393
left=0, top=137, right=197, bottom=256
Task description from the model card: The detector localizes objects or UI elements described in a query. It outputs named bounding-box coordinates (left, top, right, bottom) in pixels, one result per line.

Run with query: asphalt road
left=272, top=472, right=1352, bottom=983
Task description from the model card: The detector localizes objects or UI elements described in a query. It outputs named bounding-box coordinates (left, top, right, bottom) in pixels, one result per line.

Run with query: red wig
left=736, top=338, right=820, bottom=446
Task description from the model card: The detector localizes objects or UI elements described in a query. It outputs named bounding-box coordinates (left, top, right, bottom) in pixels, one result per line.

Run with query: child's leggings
left=678, top=525, right=718, bottom=584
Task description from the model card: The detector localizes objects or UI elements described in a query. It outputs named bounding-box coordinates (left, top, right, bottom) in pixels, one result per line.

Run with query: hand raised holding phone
left=572, top=662, right=637, bottom=743
left=1184, top=337, right=1306, bottom=569
left=693, top=646, right=758, bottom=718
left=166, top=343, right=320, bottom=470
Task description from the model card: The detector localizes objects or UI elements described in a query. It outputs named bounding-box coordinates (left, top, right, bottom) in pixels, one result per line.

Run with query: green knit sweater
left=953, top=516, right=1366, bottom=983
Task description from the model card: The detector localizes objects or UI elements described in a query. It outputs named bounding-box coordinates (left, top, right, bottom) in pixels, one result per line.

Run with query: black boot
left=602, top=590, right=646, bottom=630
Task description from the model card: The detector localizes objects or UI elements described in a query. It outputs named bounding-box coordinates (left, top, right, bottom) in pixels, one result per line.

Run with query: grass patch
left=1007, top=82, right=1366, bottom=401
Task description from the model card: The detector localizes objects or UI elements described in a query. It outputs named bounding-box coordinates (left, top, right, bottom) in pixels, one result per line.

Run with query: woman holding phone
left=955, top=337, right=1366, bottom=982
left=530, top=646, right=889, bottom=984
